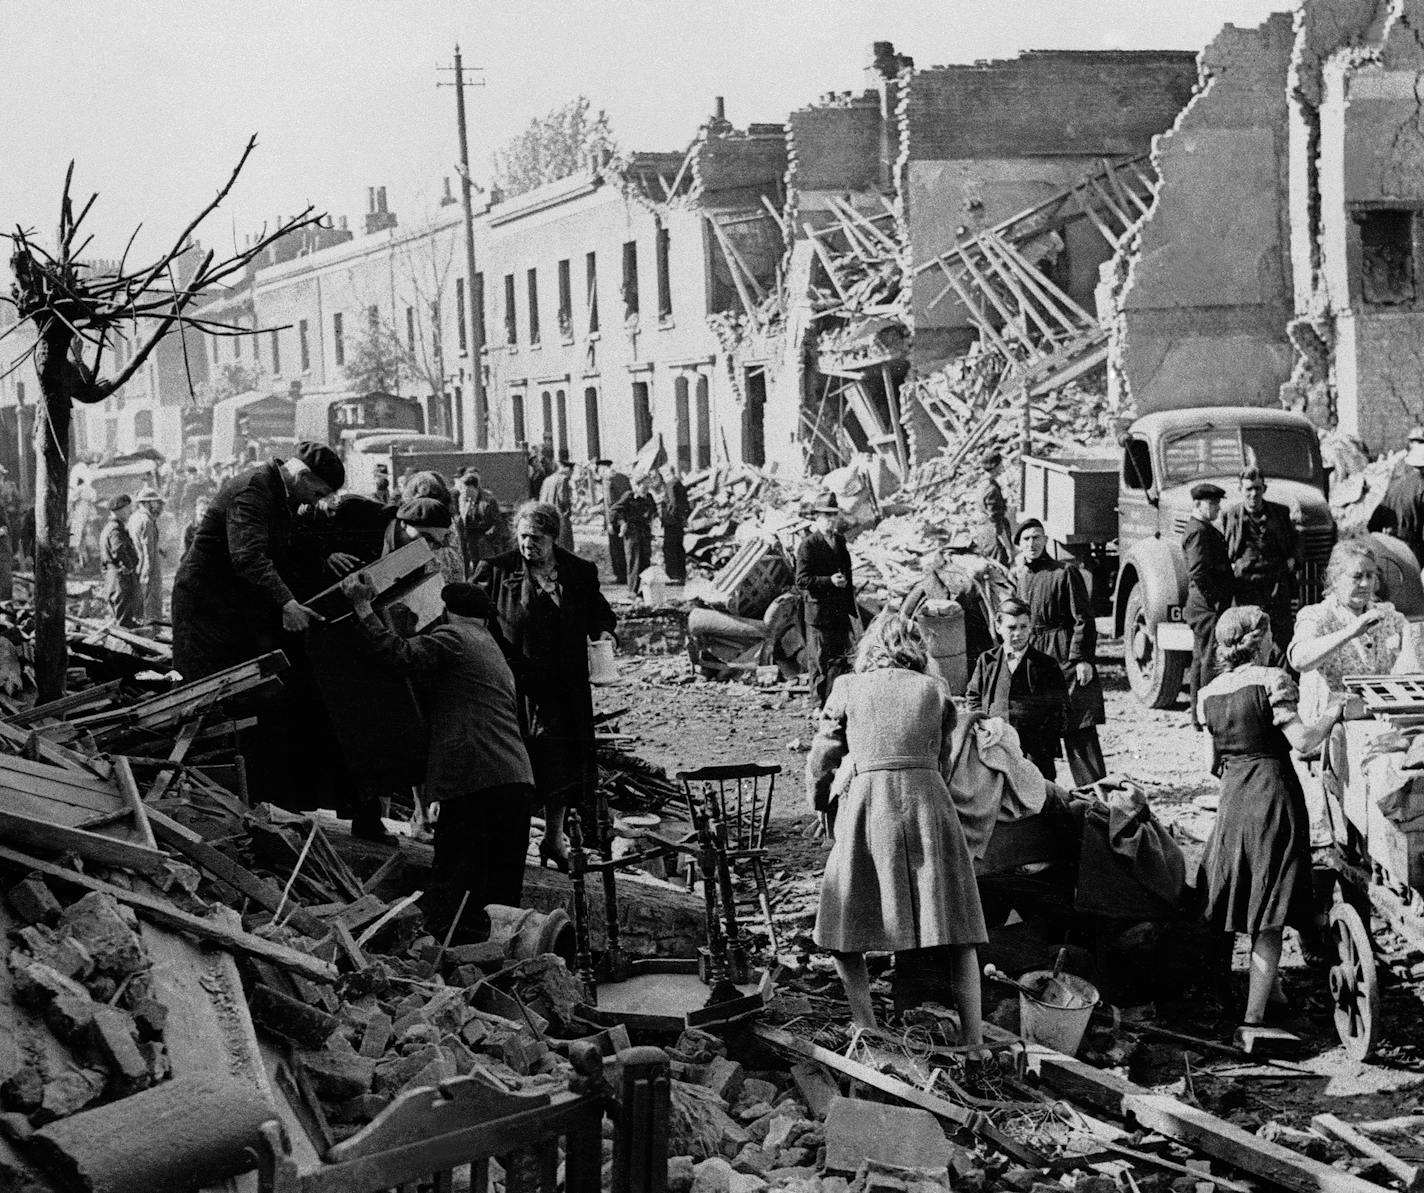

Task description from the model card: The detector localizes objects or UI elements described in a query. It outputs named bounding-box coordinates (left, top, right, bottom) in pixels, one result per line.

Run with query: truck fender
left=1115, top=536, right=1191, bottom=650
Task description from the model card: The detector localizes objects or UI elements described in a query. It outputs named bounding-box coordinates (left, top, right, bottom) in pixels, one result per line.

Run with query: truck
left=1020, top=407, right=1337, bottom=708
left=341, top=432, right=528, bottom=510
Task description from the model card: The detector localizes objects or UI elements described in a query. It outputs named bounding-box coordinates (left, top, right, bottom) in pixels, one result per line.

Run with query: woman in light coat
left=807, top=611, right=986, bottom=1041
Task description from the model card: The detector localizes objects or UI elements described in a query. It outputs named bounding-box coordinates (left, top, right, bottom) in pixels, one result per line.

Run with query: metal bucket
left=1018, top=970, right=1099, bottom=1057
left=587, top=638, right=620, bottom=685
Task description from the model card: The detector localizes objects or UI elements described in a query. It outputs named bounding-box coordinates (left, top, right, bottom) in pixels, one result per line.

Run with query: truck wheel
left=1124, top=587, right=1187, bottom=709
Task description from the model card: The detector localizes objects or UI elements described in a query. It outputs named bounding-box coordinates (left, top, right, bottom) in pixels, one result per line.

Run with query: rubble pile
left=684, top=466, right=808, bottom=571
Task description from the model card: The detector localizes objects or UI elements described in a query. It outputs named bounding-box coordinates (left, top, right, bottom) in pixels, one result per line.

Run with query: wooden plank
left=0, top=843, right=339, bottom=984
left=0, top=807, right=168, bottom=874
left=5, top=680, right=122, bottom=726
left=753, top=1025, right=1043, bottom=1165
left=0, top=753, right=121, bottom=814
left=111, top=756, right=157, bottom=849
left=1023, top=1039, right=1392, bottom=1193
left=144, top=807, right=327, bottom=938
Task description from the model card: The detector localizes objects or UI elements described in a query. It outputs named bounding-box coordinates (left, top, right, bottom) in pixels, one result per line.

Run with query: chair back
left=676, top=763, right=780, bottom=853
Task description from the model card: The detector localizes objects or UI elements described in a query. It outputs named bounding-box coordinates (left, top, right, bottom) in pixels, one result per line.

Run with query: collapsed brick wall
left=1109, top=15, right=1297, bottom=417
left=694, top=127, right=789, bottom=209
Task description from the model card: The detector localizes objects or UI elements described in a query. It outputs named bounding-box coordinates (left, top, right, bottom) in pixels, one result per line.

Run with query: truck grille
left=1298, top=524, right=1336, bottom=606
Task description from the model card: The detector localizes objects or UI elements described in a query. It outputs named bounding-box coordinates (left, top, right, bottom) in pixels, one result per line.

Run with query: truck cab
left=1113, top=408, right=1335, bottom=706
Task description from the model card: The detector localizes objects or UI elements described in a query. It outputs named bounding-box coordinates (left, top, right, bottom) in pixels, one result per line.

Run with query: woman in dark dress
left=1197, top=606, right=1342, bottom=1030
left=475, top=501, right=616, bottom=868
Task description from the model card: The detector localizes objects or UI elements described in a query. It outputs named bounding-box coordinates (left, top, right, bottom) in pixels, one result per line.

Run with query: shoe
left=538, top=837, right=571, bottom=872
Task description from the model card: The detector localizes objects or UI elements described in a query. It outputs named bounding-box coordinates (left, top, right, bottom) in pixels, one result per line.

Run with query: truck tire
left=1123, top=587, right=1188, bottom=709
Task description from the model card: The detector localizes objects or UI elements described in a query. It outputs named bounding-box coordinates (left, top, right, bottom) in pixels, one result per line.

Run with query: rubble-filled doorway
left=695, top=375, right=712, bottom=468
left=555, top=389, right=569, bottom=457
left=674, top=376, right=692, bottom=470
left=584, top=386, right=602, bottom=460
left=632, top=380, right=653, bottom=449
left=511, top=391, right=527, bottom=446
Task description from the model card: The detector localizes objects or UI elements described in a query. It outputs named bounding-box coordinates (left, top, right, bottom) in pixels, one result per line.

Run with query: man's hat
left=1014, top=517, right=1045, bottom=543
left=1190, top=482, right=1227, bottom=502
left=810, top=493, right=840, bottom=516
left=397, top=497, right=452, bottom=529
left=108, top=494, right=132, bottom=512
left=374, top=464, right=389, bottom=475
left=136, top=486, right=162, bottom=503
left=441, top=583, right=492, bottom=619
left=292, top=441, right=345, bottom=491
left=594, top=458, right=613, bottom=468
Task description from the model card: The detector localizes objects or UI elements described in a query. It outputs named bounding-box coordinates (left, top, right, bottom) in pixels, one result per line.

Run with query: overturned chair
left=258, top=1043, right=669, bottom=1193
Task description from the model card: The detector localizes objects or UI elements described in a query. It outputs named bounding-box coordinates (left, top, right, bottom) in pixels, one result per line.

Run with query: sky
left=0, top=1, right=1290, bottom=273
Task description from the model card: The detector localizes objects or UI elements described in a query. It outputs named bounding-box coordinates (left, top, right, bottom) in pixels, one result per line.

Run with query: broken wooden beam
left=0, top=844, right=338, bottom=984
left=1020, top=1036, right=1392, bottom=1193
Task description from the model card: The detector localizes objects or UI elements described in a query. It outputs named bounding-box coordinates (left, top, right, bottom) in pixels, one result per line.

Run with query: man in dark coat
left=1182, top=481, right=1234, bottom=730
left=456, top=471, right=504, bottom=573
left=538, top=458, right=576, bottom=553
left=796, top=495, right=855, bottom=711
left=474, top=503, right=617, bottom=867
left=659, top=464, right=691, bottom=583
left=343, top=576, right=535, bottom=943
left=1379, top=426, right=1424, bottom=566
left=1223, top=467, right=1299, bottom=651
left=612, top=473, right=657, bottom=596
left=100, top=494, right=142, bottom=628
left=597, top=459, right=631, bottom=585
left=1014, top=518, right=1106, bottom=785
left=972, top=450, right=1015, bottom=568
left=171, top=442, right=349, bottom=679
left=965, top=596, right=1069, bottom=780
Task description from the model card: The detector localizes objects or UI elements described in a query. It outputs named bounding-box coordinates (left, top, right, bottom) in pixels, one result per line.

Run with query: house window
left=585, top=251, right=599, bottom=333
left=674, top=376, right=692, bottom=471
left=622, top=240, right=640, bottom=317
left=473, top=272, right=485, bottom=344
left=632, top=380, right=653, bottom=448
left=504, top=274, right=517, bottom=345
left=742, top=367, right=767, bottom=466
left=456, top=279, right=468, bottom=353
left=1358, top=208, right=1417, bottom=305
left=270, top=329, right=281, bottom=374
left=333, top=312, right=345, bottom=368
left=557, top=259, right=572, bottom=339
left=511, top=391, right=526, bottom=444
left=695, top=375, right=711, bottom=469
left=584, top=386, right=601, bottom=459
left=406, top=306, right=415, bottom=352
left=540, top=390, right=554, bottom=449
left=299, top=320, right=311, bottom=372
left=656, top=223, right=672, bottom=319
left=133, top=409, right=153, bottom=444
left=528, top=268, right=541, bottom=345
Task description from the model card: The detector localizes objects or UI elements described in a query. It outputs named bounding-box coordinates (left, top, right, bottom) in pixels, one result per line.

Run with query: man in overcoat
left=1182, top=482, right=1234, bottom=730
left=796, top=495, right=855, bottom=711
left=129, top=486, right=166, bottom=622
left=1223, top=467, right=1299, bottom=652
left=1014, top=518, right=1106, bottom=785
left=100, top=495, right=142, bottom=628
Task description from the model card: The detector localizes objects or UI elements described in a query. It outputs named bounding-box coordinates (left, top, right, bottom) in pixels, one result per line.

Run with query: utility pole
left=439, top=46, right=488, bottom=448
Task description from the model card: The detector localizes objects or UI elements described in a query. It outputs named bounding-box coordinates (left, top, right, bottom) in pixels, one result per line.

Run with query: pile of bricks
left=3, top=883, right=168, bottom=1125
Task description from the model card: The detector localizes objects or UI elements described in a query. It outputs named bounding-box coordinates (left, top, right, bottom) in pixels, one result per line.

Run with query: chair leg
left=752, top=859, right=778, bottom=954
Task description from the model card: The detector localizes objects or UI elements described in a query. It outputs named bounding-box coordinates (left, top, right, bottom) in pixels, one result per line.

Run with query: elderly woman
left=475, top=501, right=616, bottom=869
left=807, top=611, right=986, bottom=1040
left=1199, top=607, right=1343, bottom=1032
left=1289, top=536, right=1406, bottom=722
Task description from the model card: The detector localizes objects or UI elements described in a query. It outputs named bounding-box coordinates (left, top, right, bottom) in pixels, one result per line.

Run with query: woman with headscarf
left=1198, top=606, right=1343, bottom=1033
left=806, top=610, right=986, bottom=1041
left=475, top=501, right=616, bottom=869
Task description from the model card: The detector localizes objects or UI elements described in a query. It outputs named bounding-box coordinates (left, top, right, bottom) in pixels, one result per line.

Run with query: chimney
left=367, top=187, right=376, bottom=213
left=364, top=185, right=397, bottom=235
left=338, top=215, right=348, bottom=231
left=713, top=96, right=726, bottom=122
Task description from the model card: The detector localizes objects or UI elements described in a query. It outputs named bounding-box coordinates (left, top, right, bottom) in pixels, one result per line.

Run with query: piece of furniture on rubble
left=257, top=1043, right=669, bottom=1193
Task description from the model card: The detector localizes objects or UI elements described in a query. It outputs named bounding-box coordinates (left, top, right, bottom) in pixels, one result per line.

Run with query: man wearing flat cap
left=1379, top=427, right=1424, bottom=566
left=1014, top=517, right=1106, bottom=784
left=796, top=494, right=855, bottom=710
left=597, top=459, right=631, bottom=585
left=1182, top=482, right=1234, bottom=729
left=100, top=494, right=142, bottom=628
left=129, top=486, right=166, bottom=623
left=172, top=440, right=353, bottom=679
left=342, top=574, right=534, bottom=943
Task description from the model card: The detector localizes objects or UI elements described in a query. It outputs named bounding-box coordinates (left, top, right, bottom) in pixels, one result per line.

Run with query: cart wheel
left=1328, top=901, right=1380, bottom=1061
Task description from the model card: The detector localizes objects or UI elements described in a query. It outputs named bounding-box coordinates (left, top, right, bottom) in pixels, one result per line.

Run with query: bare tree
left=2, top=137, right=323, bottom=699
left=342, top=314, right=410, bottom=396
left=399, top=230, right=455, bottom=439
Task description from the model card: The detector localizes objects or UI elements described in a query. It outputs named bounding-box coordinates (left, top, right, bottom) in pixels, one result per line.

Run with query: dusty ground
left=598, top=592, right=1424, bottom=1142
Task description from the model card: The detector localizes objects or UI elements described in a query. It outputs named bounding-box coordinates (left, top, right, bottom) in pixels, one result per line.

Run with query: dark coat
left=171, top=461, right=296, bottom=677
left=964, top=644, right=1069, bottom=762
left=474, top=546, right=617, bottom=803
left=1182, top=515, right=1235, bottom=614
left=660, top=478, right=691, bottom=527
left=1222, top=500, right=1298, bottom=589
left=457, top=490, right=503, bottom=566
left=1016, top=554, right=1105, bottom=730
left=795, top=530, right=854, bottom=628
left=601, top=471, right=631, bottom=531
left=1380, top=465, right=1424, bottom=565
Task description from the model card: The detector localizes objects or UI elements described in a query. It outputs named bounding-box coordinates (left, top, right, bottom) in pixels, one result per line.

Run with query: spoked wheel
left=1328, top=901, right=1380, bottom=1061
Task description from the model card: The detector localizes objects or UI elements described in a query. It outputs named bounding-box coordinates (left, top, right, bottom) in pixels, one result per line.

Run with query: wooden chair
left=257, top=1044, right=669, bottom=1193
left=677, top=763, right=781, bottom=952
